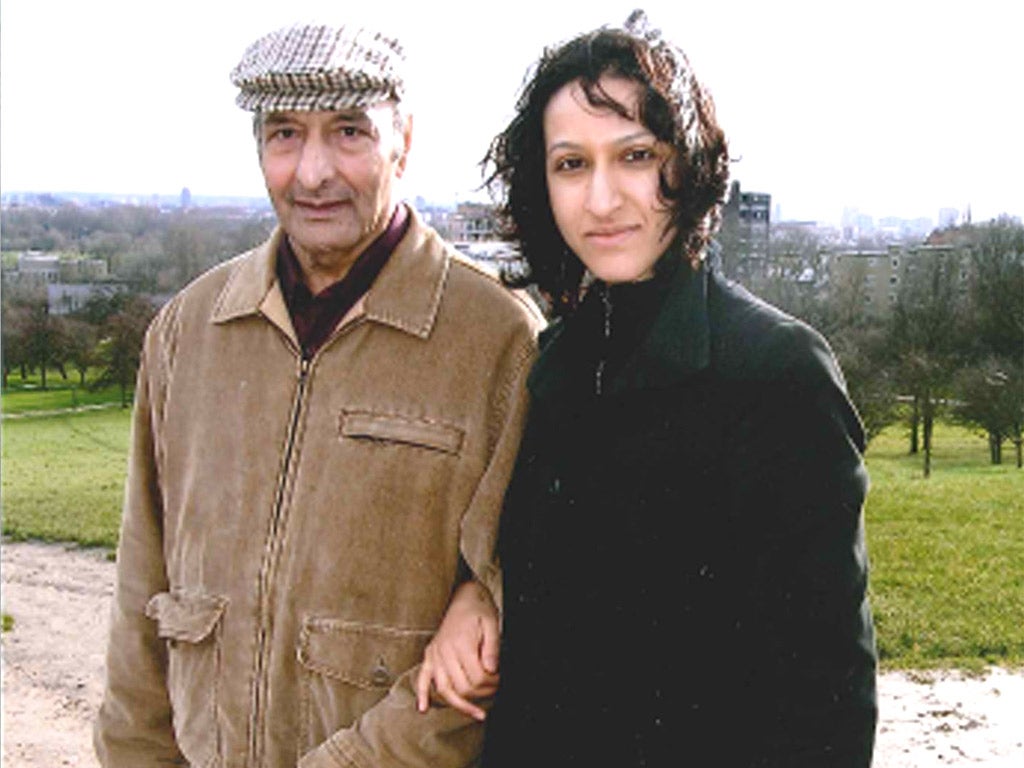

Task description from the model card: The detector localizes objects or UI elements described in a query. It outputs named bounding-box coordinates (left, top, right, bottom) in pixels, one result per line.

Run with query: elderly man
left=94, top=22, right=541, bottom=768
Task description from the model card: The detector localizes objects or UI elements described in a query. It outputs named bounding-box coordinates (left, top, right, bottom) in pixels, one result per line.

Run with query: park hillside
left=2, top=199, right=1022, bottom=670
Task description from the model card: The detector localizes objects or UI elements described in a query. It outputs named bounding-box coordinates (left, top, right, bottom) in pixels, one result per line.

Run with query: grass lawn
left=1, top=408, right=130, bottom=548
left=864, top=421, right=1024, bottom=669
left=2, top=368, right=127, bottom=414
left=1, top=407, right=1020, bottom=670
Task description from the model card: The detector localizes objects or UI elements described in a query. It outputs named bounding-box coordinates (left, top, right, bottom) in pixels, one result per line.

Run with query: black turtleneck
left=576, top=255, right=680, bottom=396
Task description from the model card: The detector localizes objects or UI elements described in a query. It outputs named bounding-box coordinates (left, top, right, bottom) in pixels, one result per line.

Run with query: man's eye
left=268, top=127, right=297, bottom=142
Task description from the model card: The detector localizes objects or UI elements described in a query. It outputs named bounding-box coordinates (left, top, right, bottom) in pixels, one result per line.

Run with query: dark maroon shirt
left=275, top=205, right=410, bottom=357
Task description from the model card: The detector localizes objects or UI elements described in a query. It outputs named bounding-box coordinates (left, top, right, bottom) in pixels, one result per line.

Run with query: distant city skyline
left=2, top=0, right=1021, bottom=228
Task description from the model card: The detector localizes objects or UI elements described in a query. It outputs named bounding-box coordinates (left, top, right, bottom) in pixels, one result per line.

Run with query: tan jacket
left=94, top=210, right=542, bottom=768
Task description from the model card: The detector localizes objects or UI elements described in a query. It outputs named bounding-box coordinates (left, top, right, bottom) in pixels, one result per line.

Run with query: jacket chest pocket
left=339, top=410, right=464, bottom=455
left=146, top=590, right=228, bottom=767
left=296, top=617, right=433, bottom=753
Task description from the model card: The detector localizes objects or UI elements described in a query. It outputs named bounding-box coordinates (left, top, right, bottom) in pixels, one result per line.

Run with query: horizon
left=2, top=0, right=1021, bottom=228
left=4, top=187, right=1015, bottom=233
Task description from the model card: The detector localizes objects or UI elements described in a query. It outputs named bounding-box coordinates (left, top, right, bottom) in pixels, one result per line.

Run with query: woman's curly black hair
left=484, top=11, right=730, bottom=316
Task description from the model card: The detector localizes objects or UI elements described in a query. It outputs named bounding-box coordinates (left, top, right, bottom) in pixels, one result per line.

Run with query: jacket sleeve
left=94, top=314, right=184, bottom=766
left=727, top=322, right=878, bottom=768
left=297, top=331, right=537, bottom=768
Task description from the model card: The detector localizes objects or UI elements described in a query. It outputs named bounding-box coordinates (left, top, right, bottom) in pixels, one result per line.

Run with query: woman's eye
left=553, top=156, right=585, bottom=172
left=625, top=147, right=656, bottom=162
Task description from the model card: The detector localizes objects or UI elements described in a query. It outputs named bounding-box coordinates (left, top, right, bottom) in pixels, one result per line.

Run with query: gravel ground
left=2, top=540, right=1022, bottom=767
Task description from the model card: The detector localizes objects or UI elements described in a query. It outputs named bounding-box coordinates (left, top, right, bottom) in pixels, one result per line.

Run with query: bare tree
left=953, top=358, right=1024, bottom=467
left=964, top=217, right=1023, bottom=360
left=94, top=295, right=155, bottom=407
left=63, top=317, right=100, bottom=386
left=954, top=218, right=1024, bottom=466
left=891, top=249, right=966, bottom=477
left=831, top=324, right=900, bottom=445
left=11, top=298, right=63, bottom=390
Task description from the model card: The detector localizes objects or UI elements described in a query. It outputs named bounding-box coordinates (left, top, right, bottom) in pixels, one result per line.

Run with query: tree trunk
left=989, top=432, right=1003, bottom=464
left=40, top=364, right=47, bottom=390
left=922, top=399, right=934, bottom=478
left=909, top=396, right=920, bottom=454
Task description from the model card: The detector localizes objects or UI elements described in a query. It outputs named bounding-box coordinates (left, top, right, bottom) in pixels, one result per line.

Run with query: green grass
left=864, top=421, right=1024, bottom=670
left=1, top=408, right=130, bottom=548
left=2, top=368, right=127, bottom=414
left=1, top=410, right=1020, bottom=670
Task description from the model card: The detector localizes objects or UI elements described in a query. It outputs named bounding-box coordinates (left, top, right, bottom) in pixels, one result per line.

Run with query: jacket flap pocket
left=298, top=618, right=433, bottom=689
left=340, top=410, right=464, bottom=455
left=145, top=591, right=228, bottom=643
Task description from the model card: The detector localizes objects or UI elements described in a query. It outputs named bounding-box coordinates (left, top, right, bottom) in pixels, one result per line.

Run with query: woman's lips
left=585, top=224, right=639, bottom=247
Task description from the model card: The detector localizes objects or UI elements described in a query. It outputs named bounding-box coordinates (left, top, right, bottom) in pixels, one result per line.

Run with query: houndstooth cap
left=230, top=23, right=405, bottom=112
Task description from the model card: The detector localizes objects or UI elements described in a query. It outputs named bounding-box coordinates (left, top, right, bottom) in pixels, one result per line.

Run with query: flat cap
left=230, top=23, right=405, bottom=112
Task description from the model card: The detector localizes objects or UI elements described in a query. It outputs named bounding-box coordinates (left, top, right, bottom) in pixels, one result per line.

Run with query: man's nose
left=584, top=164, right=622, bottom=217
left=295, top=135, right=334, bottom=190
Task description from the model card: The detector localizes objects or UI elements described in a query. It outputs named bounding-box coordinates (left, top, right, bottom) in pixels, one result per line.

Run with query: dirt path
left=2, top=540, right=1022, bottom=767
left=2, top=541, right=114, bottom=767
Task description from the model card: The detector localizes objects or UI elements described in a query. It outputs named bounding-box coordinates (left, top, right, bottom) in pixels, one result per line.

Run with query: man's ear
left=394, top=113, right=413, bottom=177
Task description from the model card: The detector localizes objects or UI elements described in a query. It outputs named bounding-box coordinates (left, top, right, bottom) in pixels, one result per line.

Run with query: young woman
left=419, top=12, right=877, bottom=767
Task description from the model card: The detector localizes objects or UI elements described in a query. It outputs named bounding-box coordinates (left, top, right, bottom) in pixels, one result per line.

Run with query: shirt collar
left=275, top=204, right=409, bottom=307
left=211, top=204, right=449, bottom=342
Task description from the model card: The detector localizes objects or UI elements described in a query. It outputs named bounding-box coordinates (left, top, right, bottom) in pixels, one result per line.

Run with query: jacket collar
left=210, top=205, right=448, bottom=342
left=529, top=255, right=711, bottom=403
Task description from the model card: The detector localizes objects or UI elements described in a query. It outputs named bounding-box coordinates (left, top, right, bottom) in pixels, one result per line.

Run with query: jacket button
left=370, top=659, right=391, bottom=686
left=548, top=477, right=561, bottom=494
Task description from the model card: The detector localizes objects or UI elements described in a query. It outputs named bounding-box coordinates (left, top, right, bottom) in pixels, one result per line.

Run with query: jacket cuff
left=298, top=731, right=367, bottom=768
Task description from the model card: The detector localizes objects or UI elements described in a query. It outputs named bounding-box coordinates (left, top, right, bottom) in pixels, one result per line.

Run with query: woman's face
left=543, top=74, right=675, bottom=284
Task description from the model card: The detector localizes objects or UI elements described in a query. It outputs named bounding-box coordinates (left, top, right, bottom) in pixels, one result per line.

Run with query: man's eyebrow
left=262, top=112, right=296, bottom=126
left=330, top=109, right=372, bottom=122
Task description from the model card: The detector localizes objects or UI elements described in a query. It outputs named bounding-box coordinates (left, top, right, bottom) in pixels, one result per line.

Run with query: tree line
left=1, top=202, right=274, bottom=405
left=725, top=217, right=1024, bottom=475
left=3, top=202, right=1021, bottom=475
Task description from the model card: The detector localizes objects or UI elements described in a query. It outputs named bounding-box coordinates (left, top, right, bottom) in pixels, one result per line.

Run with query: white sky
left=1, top=0, right=1021, bottom=226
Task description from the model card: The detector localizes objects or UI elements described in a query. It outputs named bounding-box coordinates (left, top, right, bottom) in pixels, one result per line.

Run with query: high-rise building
left=719, top=180, right=771, bottom=282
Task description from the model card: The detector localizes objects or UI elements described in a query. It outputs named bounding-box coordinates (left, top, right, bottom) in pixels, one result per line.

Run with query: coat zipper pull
left=595, top=285, right=612, bottom=395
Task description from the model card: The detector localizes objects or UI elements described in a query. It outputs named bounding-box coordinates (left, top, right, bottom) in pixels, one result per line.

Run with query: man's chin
left=288, top=225, right=360, bottom=254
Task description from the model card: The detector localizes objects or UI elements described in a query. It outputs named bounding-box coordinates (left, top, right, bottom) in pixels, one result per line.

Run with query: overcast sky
left=2, top=0, right=1020, bottom=225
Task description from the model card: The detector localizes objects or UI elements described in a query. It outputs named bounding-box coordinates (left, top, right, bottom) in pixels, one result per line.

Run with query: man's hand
left=415, top=580, right=500, bottom=721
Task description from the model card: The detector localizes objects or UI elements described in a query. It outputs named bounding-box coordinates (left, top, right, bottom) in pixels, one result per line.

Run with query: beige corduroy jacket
left=94, top=209, right=542, bottom=768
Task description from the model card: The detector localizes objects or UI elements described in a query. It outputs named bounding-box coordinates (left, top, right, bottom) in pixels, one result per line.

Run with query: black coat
left=483, top=259, right=878, bottom=767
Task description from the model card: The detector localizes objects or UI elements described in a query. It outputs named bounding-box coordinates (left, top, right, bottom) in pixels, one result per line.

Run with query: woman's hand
left=415, top=579, right=500, bottom=721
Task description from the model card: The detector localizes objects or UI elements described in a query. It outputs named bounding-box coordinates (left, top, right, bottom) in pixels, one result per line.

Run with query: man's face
left=259, top=105, right=411, bottom=286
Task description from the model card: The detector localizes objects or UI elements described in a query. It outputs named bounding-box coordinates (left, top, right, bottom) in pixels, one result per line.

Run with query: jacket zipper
left=249, top=353, right=311, bottom=765
left=595, top=285, right=612, bottom=395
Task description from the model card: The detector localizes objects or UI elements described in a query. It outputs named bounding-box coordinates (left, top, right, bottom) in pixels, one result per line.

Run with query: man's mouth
left=291, top=198, right=352, bottom=219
